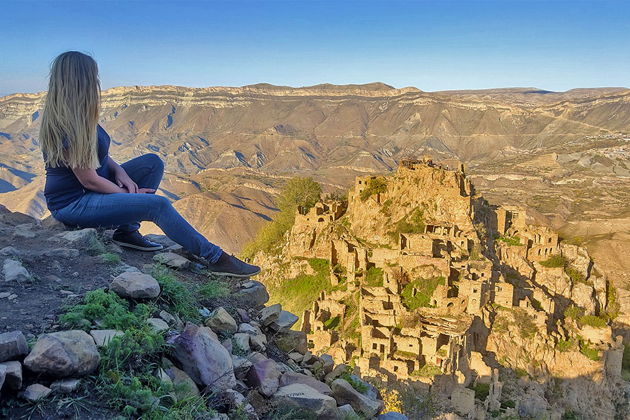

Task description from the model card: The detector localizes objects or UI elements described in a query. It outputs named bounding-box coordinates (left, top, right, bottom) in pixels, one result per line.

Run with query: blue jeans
left=51, top=153, right=223, bottom=263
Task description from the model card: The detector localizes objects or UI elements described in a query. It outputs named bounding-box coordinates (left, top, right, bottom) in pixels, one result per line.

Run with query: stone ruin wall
left=283, top=159, right=624, bottom=416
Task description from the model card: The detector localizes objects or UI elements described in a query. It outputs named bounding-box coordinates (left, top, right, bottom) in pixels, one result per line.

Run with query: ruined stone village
left=258, top=158, right=628, bottom=418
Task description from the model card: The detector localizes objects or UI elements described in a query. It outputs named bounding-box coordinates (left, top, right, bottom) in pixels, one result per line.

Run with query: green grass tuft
left=360, top=177, right=388, bottom=201
left=101, top=252, right=121, bottom=265
left=401, top=276, right=445, bottom=310
left=539, top=254, right=566, bottom=268
left=364, top=266, right=384, bottom=287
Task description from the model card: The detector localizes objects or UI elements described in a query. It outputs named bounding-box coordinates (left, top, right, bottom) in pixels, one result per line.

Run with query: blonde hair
left=40, top=51, right=101, bottom=169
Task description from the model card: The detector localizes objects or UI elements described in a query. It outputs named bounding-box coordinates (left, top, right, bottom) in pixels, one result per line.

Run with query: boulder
left=22, top=384, right=52, bottom=402
left=320, top=354, right=334, bottom=374
left=171, top=324, right=236, bottom=391
left=0, top=330, right=28, bottom=362
left=232, top=355, right=253, bottom=381
left=273, top=383, right=339, bottom=420
left=339, top=404, right=359, bottom=418
left=153, top=252, right=190, bottom=269
left=274, top=329, right=308, bottom=354
left=234, top=281, right=269, bottom=308
left=239, top=323, right=260, bottom=335
left=110, top=271, right=160, bottom=299
left=205, top=307, right=238, bottom=334
left=147, top=318, right=170, bottom=333
left=24, top=330, right=100, bottom=377
left=279, top=371, right=333, bottom=395
left=217, top=389, right=257, bottom=419
left=0, top=361, right=22, bottom=389
left=246, top=355, right=281, bottom=397
left=250, top=333, right=267, bottom=352
left=3, top=259, right=31, bottom=282
left=51, top=378, right=81, bottom=393
left=90, top=330, right=124, bottom=347
left=331, top=379, right=383, bottom=418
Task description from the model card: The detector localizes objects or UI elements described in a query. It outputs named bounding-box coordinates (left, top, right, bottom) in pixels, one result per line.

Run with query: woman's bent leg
left=114, top=153, right=165, bottom=233
left=53, top=192, right=223, bottom=263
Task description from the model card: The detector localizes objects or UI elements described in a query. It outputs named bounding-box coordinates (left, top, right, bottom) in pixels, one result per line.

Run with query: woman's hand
left=114, top=169, right=138, bottom=193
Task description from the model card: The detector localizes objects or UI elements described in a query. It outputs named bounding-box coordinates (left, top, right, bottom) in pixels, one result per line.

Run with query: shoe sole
left=207, top=268, right=261, bottom=278
left=113, top=240, right=164, bottom=252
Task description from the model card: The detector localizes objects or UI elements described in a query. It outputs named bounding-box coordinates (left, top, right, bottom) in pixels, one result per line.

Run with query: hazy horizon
left=1, top=0, right=628, bottom=98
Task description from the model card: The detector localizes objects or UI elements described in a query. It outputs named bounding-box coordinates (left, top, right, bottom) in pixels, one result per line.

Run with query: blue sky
left=1, top=0, right=628, bottom=96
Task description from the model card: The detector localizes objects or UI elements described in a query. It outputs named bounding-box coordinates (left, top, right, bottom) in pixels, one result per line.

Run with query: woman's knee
left=142, top=153, right=164, bottom=174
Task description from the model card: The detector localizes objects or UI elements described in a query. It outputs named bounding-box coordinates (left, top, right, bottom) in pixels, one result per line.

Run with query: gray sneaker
left=206, top=252, right=260, bottom=277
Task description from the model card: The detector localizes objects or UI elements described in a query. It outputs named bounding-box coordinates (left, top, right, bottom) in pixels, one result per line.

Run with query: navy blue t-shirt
left=44, top=125, right=111, bottom=211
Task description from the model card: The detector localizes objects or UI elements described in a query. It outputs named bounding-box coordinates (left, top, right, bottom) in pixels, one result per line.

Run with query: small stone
left=0, top=361, right=22, bottom=389
left=90, top=330, right=124, bottom=347
left=153, top=252, right=190, bottom=269
left=22, top=384, right=52, bottom=402
left=205, top=307, right=238, bottom=334
left=159, top=310, right=177, bottom=325
left=320, top=354, right=334, bottom=374
left=51, top=378, right=81, bottom=393
left=259, top=304, right=282, bottom=327
left=250, top=334, right=267, bottom=352
left=0, top=246, right=22, bottom=257
left=275, top=329, right=308, bottom=354
left=14, top=223, right=37, bottom=239
left=279, top=371, right=333, bottom=395
left=289, top=352, right=303, bottom=362
left=53, top=228, right=98, bottom=245
left=3, top=259, right=31, bottom=282
left=272, top=383, right=339, bottom=419
left=269, top=310, right=299, bottom=331
left=161, top=359, right=200, bottom=401
left=42, top=248, right=80, bottom=258
left=238, top=323, right=260, bottom=335
left=232, top=333, right=251, bottom=354
left=7, top=294, right=17, bottom=300
left=236, top=308, right=250, bottom=323
left=246, top=355, right=281, bottom=397
left=232, top=355, right=253, bottom=380
left=221, top=338, right=233, bottom=353
left=0, top=292, right=10, bottom=299
left=378, top=412, right=409, bottom=420
left=0, top=330, right=28, bottom=362
left=147, top=318, right=169, bottom=333
left=110, top=271, right=160, bottom=299
left=234, top=281, right=269, bottom=307
left=331, top=379, right=383, bottom=418
left=339, top=404, right=359, bottom=418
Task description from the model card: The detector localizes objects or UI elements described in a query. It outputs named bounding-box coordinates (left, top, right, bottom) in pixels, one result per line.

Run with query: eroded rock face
left=23, top=330, right=100, bottom=378
left=171, top=323, right=236, bottom=391
left=273, top=383, right=339, bottom=420
left=110, top=271, right=160, bottom=299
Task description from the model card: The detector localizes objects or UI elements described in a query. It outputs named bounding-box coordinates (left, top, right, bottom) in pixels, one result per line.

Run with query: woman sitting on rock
left=40, top=51, right=259, bottom=277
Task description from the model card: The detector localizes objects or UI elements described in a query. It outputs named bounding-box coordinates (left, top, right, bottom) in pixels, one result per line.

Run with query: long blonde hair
left=40, top=51, right=101, bottom=169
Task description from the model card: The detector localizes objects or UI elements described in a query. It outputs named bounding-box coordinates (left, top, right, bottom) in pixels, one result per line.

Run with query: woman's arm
left=108, top=157, right=138, bottom=193
left=72, top=167, right=128, bottom=194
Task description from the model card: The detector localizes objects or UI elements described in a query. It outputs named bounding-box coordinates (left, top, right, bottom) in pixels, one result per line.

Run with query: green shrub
left=360, top=177, right=388, bottom=201
left=324, top=315, right=340, bottom=330
left=496, top=235, right=523, bottom=246
left=101, top=252, right=122, bottom=264
left=513, top=309, right=538, bottom=339
left=539, top=254, right=566, bottom=268
left=364, top=266, right=384, bottom=287
left=578, top=315, right=607, bottom=329
left=470, top=383, right=490, bottom=400
left=197, top=279, right=229, bottom=299
left=565, top=266, right=586, bottom=284
left=339, top=368, right=369, bottom=394
left=266, top=258, right=332, bottom=318
left=556, top=339, right=574, bottom=352
left=241, top=177, right=321, bottom=258
left=59, top=289, right=151, bottom=330
left=564, top=305, right=584, bottom=320
left=388, top=208, right=425, bottom=241
left=152, top=264, right=200, bottom=323
left=411, top=363, right=442, bottom=377
left=401, top=277, right=445, bottom=310
left=579, top=340, right=600, bottom=361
